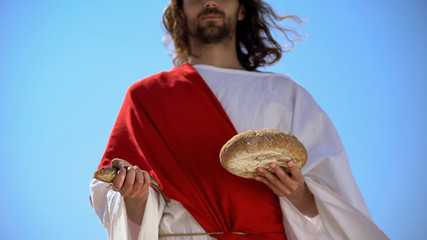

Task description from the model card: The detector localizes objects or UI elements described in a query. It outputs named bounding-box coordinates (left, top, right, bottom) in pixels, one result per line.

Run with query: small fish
left=94, top=166, right=120, bottom=183
left=94, top=166, right=170, bottom=204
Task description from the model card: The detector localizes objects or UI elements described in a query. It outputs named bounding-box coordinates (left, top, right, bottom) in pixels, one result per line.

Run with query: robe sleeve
left=90, top=179, right=167, bottom=239
left=281, top=84, right=388, bottom=239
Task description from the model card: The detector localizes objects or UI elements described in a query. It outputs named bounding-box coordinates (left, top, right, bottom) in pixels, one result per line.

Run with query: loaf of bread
left=220, top=129, right=307, bottom=179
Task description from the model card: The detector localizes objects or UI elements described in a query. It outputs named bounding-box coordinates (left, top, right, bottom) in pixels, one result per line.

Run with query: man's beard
left=187, top=9, right=236, bottom=44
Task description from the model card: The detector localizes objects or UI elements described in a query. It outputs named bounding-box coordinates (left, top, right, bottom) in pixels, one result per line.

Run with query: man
left=90, top=0, right=388, bottom=239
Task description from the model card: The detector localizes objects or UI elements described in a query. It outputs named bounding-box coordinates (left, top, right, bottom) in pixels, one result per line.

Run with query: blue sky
left=1, top=0, right=426, bottom=239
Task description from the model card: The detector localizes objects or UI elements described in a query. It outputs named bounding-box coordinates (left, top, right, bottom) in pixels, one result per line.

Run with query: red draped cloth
left=97, top=63, right=287, bottom=239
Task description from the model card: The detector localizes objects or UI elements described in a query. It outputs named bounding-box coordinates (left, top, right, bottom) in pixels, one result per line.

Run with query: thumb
left=111, top=158, right=131, bottom=169
left=288, top=161, right=303, bottom=181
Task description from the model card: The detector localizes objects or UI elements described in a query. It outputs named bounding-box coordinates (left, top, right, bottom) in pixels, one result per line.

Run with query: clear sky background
left=1, top=0, right=426, bottom=239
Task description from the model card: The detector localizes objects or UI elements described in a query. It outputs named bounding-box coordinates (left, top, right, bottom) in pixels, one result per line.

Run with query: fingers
left=111, top=158, right=131, bottom=168
left=141, top=171, right=152, bottom=196
left=127, top=167, right=143, bottom=198
left=271, top=162, right=293, bottom=184
left=112, top=166, right=127, bottom=191
left=255, top=170, right=283, bottom=196
left=287, top=161, right=304, bottom=182
left=256, top=164, right=291, bottom=196
left=255, top=161, right=305, bottom=197
left=127, top=166, right=151, bottom=199
left=120, top=166, right=137, bottom=197
left=111, top=162, right=151, bottom=199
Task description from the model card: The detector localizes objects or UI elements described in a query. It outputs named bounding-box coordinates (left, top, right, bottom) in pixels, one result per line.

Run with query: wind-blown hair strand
left=162, top=0, right=304, bottom=70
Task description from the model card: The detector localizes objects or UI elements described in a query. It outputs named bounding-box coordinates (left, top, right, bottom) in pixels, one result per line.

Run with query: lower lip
left=202, top=15, right=221, bottom=20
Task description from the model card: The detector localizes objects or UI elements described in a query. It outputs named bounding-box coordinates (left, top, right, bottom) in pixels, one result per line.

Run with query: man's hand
left=111, top=158, right=151, bottom=224
left=255, top=161, right=319, bottom=217
left=111, top=158, right=151, bottom=199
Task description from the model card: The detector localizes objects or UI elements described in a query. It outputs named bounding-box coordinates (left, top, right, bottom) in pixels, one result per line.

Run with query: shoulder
left=127, top=63, right=196, bottom=94
left=128, top=70, right=171, bottom=93
left=125, top=65, right=180, bottom=95
left=256, top=71, right=313, bottom=97
left=118, top=70, right=172, bottom=105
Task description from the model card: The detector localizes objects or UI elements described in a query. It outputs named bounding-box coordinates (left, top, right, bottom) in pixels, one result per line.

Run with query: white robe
left=90, top=64, right=388, bottom=240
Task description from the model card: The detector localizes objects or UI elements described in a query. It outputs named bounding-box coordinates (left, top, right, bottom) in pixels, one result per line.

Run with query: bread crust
left=220, top=129, right=307, bottom=179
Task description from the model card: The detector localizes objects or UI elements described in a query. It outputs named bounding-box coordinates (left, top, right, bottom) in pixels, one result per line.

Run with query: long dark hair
left=162, top=0, right=303, bottom=71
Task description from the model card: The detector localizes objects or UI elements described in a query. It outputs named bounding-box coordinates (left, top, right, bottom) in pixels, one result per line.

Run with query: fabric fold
left=306, top=178, right=388, bottom=239
left=90, top=179, right=131, bottom=239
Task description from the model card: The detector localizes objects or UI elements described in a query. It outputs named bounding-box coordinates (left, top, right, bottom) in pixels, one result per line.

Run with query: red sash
left=98, top=63, right=286, bottom=239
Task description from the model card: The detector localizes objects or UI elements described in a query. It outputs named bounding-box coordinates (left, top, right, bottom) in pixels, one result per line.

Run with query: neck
left=188, top=36, right=245, bottom=70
